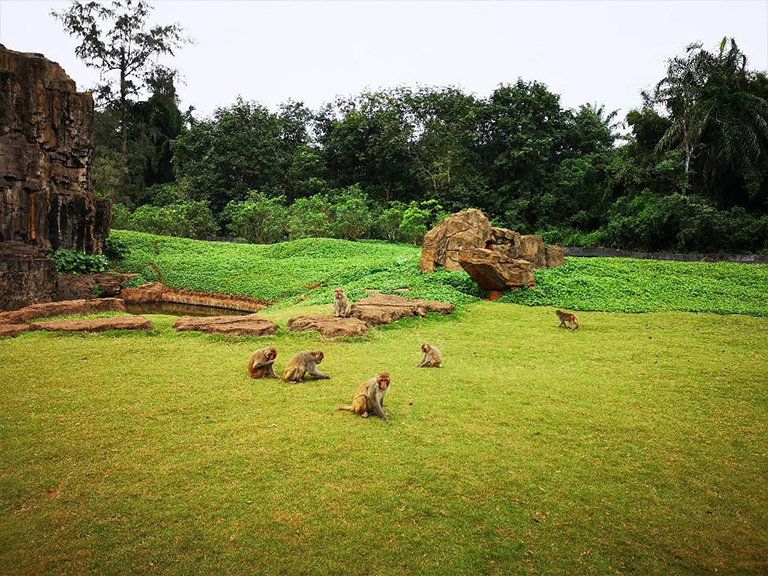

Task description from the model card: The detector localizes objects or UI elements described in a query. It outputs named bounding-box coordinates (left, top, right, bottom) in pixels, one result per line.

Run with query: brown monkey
left=555, top=309, right=579, bottom=330
left=332, top=288, right=352, bottom=317
left=247, top=346, right=279, bottom=379
left=338, top=372, right=390, bottom=420
left=416, top=343, right=442, bottom=368
left=282, top=350, right=330, bottom=383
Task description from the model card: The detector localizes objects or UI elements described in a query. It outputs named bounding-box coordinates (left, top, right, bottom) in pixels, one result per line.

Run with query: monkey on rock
left=332, top=288, right=352, bottom=317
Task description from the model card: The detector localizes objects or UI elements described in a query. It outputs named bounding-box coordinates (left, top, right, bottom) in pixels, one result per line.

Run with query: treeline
left=98, top=38, right=768, bottom=252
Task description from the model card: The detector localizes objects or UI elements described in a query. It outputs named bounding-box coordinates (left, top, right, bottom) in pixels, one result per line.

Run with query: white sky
left=1, top=0, right=767, bottom=121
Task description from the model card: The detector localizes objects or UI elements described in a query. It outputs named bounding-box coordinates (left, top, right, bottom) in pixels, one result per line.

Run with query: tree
left=53, top=0, right=190, bottom=155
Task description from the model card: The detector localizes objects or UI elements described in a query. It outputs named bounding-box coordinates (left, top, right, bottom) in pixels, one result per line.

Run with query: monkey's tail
left=338, top=406, right=354, bottom=412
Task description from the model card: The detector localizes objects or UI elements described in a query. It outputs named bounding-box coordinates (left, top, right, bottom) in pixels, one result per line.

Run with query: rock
left=0, top=44, right=109, bottom=254
left=490, top=226, right=517, bottom=246
left=173, top=314, right=278, bottom=337
left=545, top=245, right=565, bottom=268
left=0, top=241, right=58, bottom=310
left=512, top=234, right=547, bottom=269
left=350, top=293, right=455, bottom=325
left=0, top=323, right=32, bottom=338
left=0, top=297, right=126, bottom=324
left=31, top=315, right=153, bottom=332
left=458, top=248, right=535, bottom=291
left=57, top=273, right=139, bottom=300
left=286, top=315, right=369, bottom=338
left=419, top=209, right=492, bottom=272
left=121, top=282, right=267, bottom=312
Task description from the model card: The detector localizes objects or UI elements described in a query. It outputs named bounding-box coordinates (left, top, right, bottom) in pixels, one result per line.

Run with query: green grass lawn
left=2, top=302, right=767, bottom=575
left=111, top=230, right=768, bottom=315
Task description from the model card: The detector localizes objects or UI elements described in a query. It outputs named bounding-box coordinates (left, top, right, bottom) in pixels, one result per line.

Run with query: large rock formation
left=0, top=44, right=109, bottom=253
left=0, top=241, right=58, bottom=310
left=0, top=45, right=110, bottom=310
left=419, top=209, right=565, bottom=293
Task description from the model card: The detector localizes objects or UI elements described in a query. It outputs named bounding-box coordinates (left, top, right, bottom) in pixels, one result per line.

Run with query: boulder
left=286, top=315, right=369, bottom=338
left=0, top=297, right=126, bottom=324
left=57, top=273, right=139, bottom=300
left=0, top=323, right=32, bottom=338
left=512, top=234, right=547, bottom=269
left=545, top=245, right=565, bottom=268
left=350, top=293, right=455, bottom=325
left=31, top=315, right=153, bottom=332
left=120, top=282, right=167, bottom=304
left=419, top=209, right=492, bottom=272
left=173, top=314, right=278, bottom=337
left=458, top=248, right=536, bottom=291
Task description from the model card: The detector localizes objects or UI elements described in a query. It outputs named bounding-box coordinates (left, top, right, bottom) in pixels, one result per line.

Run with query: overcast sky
left=1, top=0, right=767, bottom=121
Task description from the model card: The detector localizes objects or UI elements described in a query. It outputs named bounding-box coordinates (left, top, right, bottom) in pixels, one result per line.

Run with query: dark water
left=125, top=302, right=250, bottom=317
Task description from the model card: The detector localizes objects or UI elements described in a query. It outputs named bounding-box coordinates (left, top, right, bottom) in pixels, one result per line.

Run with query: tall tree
left=53, top=0, right=190, bottom=155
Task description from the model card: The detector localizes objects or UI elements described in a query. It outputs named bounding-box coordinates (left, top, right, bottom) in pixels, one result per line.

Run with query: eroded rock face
left=121, top=282, right=267, bottom=312
left=512, top=234, right=546, bottom=269
left=350, top=293, right=455, bottom=325
left=57, top=273, right=139, bottom=300
left=173, top=314, right=279, bottom=337
left=545, top=245, right=565, bottom=268
left=31, top=315, right=153, bottom=332
left=458, top=248, right=535, bottom=291
left=0, top=241, right=58, bottom=310
left=0, top=297, right=126, bottom=324
left=419, top=209, right=492, bottom=272
left=0, top=44, right=109, bottom=253
left=287, top=315, right=369, bottom=338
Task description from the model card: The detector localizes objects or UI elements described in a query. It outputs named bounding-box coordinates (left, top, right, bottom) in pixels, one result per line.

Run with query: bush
left=376, top=202, right=406, bottom=242
left=288, top=194, right=335, bottom=239
left=398, top=200, right=444, bottom=245
left=104, top=235, right=130, bottom=264
left=111, top=203, right=131, bottom=230
left=128, top=201, right=218, bottom=239
left=223, top=194, right=289, bottom=244
left=329, top=184, right=373, bottom=240
left=51, top=249, right=109, bottom=274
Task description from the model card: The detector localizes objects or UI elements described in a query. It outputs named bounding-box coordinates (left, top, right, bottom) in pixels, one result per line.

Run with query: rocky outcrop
left=511, top=233, right=547, bottom=269
left=173, top=314, right=279, bottom=337
left=419, top=209, right=492, bottom=272
left=0, top=241, right=58, bottom=310
left=457, top=248, right=535, bottom=293
left=0, top=44, right=109, bottom=254
left=350, top=293, right=455, bottom=325
left=286, top=315, right=369, bottom=338
left=122, top=282, right=268, bottom=312
left=545, top=245, right=565, bottom=268
left=0, top=297, right=126, bottom=324
left=0, top=323, right=32, bottom=338
left=31, top=315, right=153, bottom=333
left=57, top=273, right=139, bottom=300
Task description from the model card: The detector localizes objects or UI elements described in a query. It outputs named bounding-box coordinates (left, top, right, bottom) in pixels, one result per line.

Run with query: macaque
left=416, top=343, right=442, bottom=368
left=338, top=372, right=391, bottom=421
left=247, top=346, right=278, bottom=379
left=332, top=288, right=352, bottom=318
left=555, top=309, right=579, bottom=330
left=282, top=350, right=330, bottom=383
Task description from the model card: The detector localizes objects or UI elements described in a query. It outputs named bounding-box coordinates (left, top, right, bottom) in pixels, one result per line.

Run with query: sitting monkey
left=282, top=350, right=330, bottom=383
left=338, top=372, right=390, bottom=421
left=416, top=343, right=442, bottom=368
left=247, top=346, right=278, bottom=379
left=332, top=288, right=352, bottom=317
left=555, top=309, right=579, bottom=330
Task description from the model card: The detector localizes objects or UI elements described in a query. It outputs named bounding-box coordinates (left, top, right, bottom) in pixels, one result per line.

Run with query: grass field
left=111, top=230, right=768, bottom=315
left=2, top=302, right=767, bottom=575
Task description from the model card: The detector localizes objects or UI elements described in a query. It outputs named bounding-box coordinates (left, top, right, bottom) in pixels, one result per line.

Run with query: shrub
left=104, top=235, right=130, bottom=264
left=51, top=249, right=109, bottom=274
left=111, top=203, right=131, bottom=230
left=398, top=200, right=443, bottom=245
left=288, top=194, right=335, bottom=239
left=223, top=194, right=289, bottom=244
left=376, top=202, right=406, bottom=242
left=128, top=201, right=217, bottom=239
left=329, top=184, right=373, bottom=240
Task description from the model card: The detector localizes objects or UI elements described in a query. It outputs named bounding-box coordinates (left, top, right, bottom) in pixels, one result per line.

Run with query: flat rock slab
left=458, top=248, right=535, bottom=291
left=30, top=315, right=153, bottom=332
left=0, top=323, right=33, bottom=338
left=350, top=293, right=455, bottom=325
left=287, top=315, right=369, bottom=338
left=0, top=298, right=126, bottom=324
left=173, top=314, right=278, bottom=337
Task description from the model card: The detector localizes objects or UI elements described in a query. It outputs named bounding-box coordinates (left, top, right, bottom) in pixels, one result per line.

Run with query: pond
left=124, top=302, right=250, bottom=317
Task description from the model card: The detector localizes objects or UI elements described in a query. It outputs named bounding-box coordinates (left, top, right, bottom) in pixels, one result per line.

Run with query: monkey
left=282, top=350, right=330, bottom=383
left=338, top=371, right=390, bottom=421
left=555, top=309, right=579, bottom=330
left=332, top=288, right=352, bottom=317
left=416, top=343, right=442, bottom=368
left=247, top=346, right=278, bottom=379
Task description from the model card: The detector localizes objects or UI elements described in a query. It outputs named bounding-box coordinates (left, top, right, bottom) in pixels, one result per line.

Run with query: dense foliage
left=65, top=1, right=766, bottom=255
left=112, top=230, right=768, bottom=316
left=51, top=249, right=109, bottom=274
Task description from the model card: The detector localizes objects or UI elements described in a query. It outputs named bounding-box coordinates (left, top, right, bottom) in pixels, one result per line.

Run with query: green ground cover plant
left=1, top=303, right=766, bottom=575
left=111, top=230, right=768, bottom=316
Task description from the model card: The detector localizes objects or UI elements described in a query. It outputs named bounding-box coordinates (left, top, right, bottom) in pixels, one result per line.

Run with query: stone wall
left=0, top=44, right=109, bottom=254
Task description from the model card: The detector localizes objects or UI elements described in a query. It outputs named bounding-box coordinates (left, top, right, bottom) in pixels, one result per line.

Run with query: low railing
left=563, top=247, right=768, bottom=264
